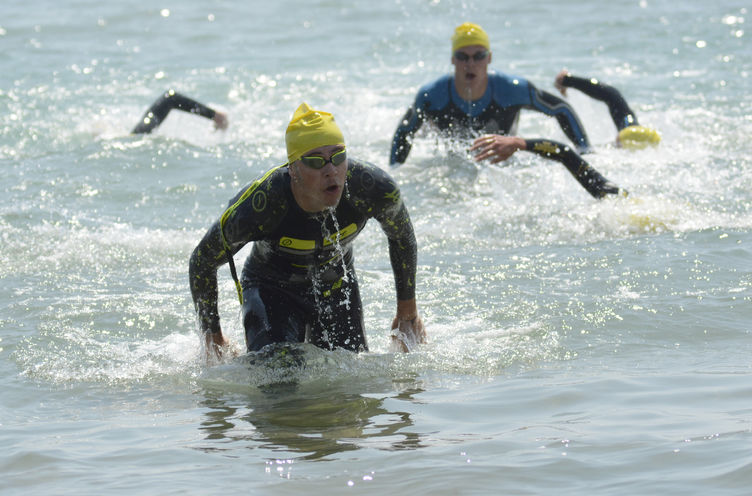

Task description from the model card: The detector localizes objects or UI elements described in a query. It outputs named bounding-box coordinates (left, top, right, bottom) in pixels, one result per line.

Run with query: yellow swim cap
left=451, top=22, right=490, bottom=52
left=617, top=125, right=661, bottom=150
left=285, top=103, right=345, bottom=164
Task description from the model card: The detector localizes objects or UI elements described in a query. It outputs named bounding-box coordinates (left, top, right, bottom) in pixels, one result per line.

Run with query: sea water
left=2, top=0, right=751, bottom=494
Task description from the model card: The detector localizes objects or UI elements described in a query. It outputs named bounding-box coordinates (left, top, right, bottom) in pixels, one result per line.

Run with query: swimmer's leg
left=308, top=275, right=368, bottom=352
left=242, top=285, right=307, bottom=352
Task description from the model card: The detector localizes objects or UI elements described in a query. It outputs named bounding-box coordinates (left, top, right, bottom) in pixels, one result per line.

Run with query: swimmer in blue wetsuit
left=189, top=103, right=425, bottom=361
left=390, top=23, right=591, bottom=166
left=132, top=89, right=228, bottom=134
left=554, top=70, right=660, bottom=150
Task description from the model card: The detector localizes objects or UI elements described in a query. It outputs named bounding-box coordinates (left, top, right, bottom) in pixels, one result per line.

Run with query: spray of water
left=309, top=208, right=355, bottom=350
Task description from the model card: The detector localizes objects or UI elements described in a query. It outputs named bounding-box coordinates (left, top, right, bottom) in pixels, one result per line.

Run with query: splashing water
left=306, top=208, right=356, bottom=349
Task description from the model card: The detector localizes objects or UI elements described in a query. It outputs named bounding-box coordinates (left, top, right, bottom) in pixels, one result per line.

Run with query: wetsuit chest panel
left=274, top=212, right=363, bottom=258
left=420, top=73, right=530, bottom=135
left=248, top=193, right=368, bottom=283
left=235, top=159, right=409, bottom=288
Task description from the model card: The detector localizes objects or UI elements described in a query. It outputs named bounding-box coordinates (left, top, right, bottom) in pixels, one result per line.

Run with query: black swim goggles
left=454, top=50, right=489, bottom=62
left=299, top=148, right=347, bottom=169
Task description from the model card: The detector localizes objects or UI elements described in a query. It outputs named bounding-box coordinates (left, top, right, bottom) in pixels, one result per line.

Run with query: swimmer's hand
left=555, top=69, right=570, bottom=96
left=204, top=330, right=231, bottom=363
left=390, top=315, right=426, bottom=353
left=212, top=111, right=229, bottom=131
left=470, top=134, right=526, bottom=164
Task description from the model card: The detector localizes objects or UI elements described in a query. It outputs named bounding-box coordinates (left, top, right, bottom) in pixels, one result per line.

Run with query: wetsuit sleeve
left=189, top=222, right=228, bottom=334
left=523, top=139, right=623, bottom=199
left=379, top=186, right=418, bottom=300
left=132, top=89, right=218, bottom=134
left=352, top=162, right=418, bottom=299
left=386, top=210, right=417, bottom=300
left=390, top=102, right=425, bottom=166
left=560, top=74, right=638, bottom=130
left=188, top=167, right=288, bottom=333
left=526, top=83, right=591, bottom=153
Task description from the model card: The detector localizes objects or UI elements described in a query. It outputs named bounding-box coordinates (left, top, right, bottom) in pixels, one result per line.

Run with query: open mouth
left=325, top=184, right=340, bottom=193
left=465, top=72, right=477, bottom=81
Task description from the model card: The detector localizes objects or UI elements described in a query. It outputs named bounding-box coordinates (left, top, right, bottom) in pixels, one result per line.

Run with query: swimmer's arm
left=387, top=230, right=417, bottom=301
left=189, top=222, right=226, bottom=337
left=387, top=230, right=426, bottom=353
left=556, top=72, right=636, bottom=131
left=190, top=220, right=248, bottom=361
left=189, top=198, right=280, bottom=333
left=528, top=84, right=591, bottom=153
left=557, top=73, right=614, bottom=102
left=372, top=175, right=426, bottom=351
left=132, top=89, right=228, bottom=134
left=390, top=104, right=424, bottom=166
left=375, top=184, right=417, bottom=301
left=349, top=160, right=424, bottom=349
left=523, top=139, right=624, bottom=198
left=189, top=172, right=288, bottom=361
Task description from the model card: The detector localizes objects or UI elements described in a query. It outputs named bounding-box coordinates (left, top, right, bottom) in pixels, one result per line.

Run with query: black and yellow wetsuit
left=523, top=139, right=624, bottom=198
left=391, top=73, right=591, bottom=165
left=132, top=89, right=219, bottom=134
left=189, top=159, right=417, bottom=353
left=557, top=74, right=639, bottom=131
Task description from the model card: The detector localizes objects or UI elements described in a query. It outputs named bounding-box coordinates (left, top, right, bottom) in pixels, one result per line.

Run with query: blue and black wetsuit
left=189, top=159, right=417, bottom=353
left=558, top=74, right=639, bottom=131
left=390, top=73, right=591, bottom=165
left=132, top=89, right=219, bottom=134
left=522, top=139, right=624, bottom=199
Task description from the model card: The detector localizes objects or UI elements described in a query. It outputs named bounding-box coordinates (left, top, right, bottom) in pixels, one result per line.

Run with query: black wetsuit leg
left=241, top=275, right=367, bottom=353
left=561, top=75, right=639, bottom=130
left=307, top=274, right=367, bottom=352
left=132, top=89, right=217, bottom=134
left=242, top=285, right=308, bottom=352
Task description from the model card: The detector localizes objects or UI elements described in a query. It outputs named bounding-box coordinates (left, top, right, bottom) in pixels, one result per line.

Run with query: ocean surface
left=2, top=1, right=751, bottom=494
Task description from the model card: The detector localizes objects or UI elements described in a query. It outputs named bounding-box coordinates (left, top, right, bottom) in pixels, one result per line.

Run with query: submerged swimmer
left=132, top=89, right=228, bottom=134
left=390, top=22, right=591, bottom=166
left=554, top=71, right=660, bottom=150
left=189, top=103, right=425, bottom=361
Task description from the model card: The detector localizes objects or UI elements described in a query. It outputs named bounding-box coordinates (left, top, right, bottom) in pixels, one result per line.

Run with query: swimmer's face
left=290, top=144, right=348, bottom=212
left=452, top=44, right=492, bottom=86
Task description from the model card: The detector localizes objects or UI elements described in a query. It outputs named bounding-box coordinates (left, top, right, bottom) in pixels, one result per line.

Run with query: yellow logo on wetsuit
left=279, top=237, right=315, bottom=251
left=278, top=223, right=358, bottom=252
left=532, top=141, right=561, bottom=155
left=323, top=223, right=357, bottom=246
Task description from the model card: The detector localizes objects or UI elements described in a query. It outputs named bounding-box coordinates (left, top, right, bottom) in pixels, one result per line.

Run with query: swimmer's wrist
left=202, top=323, right=222, bottom=335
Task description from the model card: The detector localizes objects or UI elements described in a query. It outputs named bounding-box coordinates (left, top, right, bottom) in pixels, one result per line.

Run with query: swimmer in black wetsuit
left=390, top=23, right=591, bottom=166
left=554, top=70, right=660, bottom=150
left=132, top=89, right=228, bottom=134
left=189, top=103, right=425, bottom=361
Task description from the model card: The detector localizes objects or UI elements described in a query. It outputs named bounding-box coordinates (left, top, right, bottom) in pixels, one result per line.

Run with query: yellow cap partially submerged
left=617, top=125, right=661, bottom=150
left=451, top=22, right=490, bottom=52
left=285, top=103, right=345, bottom=164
